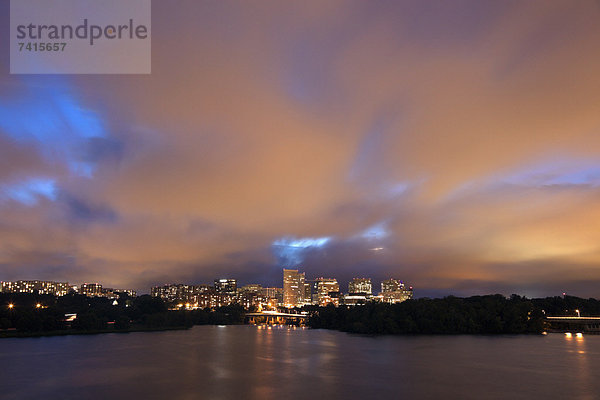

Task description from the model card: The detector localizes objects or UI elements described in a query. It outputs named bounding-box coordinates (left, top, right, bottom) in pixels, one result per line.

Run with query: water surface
left=1, top=326, right=598, bottom=399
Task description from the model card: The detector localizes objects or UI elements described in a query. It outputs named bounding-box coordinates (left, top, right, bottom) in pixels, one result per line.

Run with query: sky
left=2, top=1, right=600, bottom=297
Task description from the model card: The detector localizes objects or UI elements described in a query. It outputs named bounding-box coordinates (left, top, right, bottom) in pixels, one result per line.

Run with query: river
left=1, top=325, right=598, bottom=399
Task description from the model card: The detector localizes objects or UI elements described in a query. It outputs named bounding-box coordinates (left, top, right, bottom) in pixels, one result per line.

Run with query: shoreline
left=0, top=325, right=191, bottom=339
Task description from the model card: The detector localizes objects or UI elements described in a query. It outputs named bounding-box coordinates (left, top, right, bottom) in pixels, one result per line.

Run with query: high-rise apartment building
left=151, top=284, right=212, bottom=303
left=80, top=283, right=103, bottom=297
left=0, top=280, right=70, bottom=296
left=348, top=278, right=372, bottom=295
left=283, top=269, right=305, bottom=307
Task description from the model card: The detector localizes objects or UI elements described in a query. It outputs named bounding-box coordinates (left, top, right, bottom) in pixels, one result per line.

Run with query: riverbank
left=0, top=325, right=191, bottom=339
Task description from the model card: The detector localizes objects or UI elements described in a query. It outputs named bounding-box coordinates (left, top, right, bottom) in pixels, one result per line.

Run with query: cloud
left=1, top=1, right=600, bottom=296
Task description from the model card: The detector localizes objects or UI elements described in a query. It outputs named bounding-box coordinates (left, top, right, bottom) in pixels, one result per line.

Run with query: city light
left=36, top=303, right=41, bottom=308
left=8, top=303, right=14, bottom=309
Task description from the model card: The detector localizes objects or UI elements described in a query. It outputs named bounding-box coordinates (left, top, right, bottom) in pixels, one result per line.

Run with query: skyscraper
left=304, top=282, right=312, bottom=304
left=381, top=278, right=403, bottom=293
left=314, top=277, right=340, bottom=307
left=283, top=269, right=305, bottom=307
left=348, top=278, right=372, bottom=295
left=380, top=279, right=413, bottom=303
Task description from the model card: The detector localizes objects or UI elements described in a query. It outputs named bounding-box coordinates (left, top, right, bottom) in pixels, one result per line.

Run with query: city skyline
left=3, top=1, right=600, bottom=298
left=0, top=268, right=414, bottom=311
left=0, top=271, right=411, bottom=298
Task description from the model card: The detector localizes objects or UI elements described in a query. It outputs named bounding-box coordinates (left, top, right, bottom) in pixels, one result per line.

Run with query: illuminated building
left=311, top=280, right=320, bottom=304
left=240, top=284, right=262, bottom=294
left=116, top=289, right=137, bottom=297
left=214, top=279, right=237, bottom=295
left=260, top=287, right=281, bottom=298
left=151, top=284, right=211, bottom=303
left=151, top=283, right=254, bottom=309
left=80, top=283, right=103, bottom=297
left=381, top=288, right=413, bottom=303
left=260, top=287, right=283, bottom=305
left=196, top=292, right=235, bottom=309
left=1, top=280, right=70, bottom=296
left=348, top=278, right=372, bottom=296
left=237, top=284, right=268, bottom=309
left=237, top=292, right=269, bottom=310
left=343, top=293, right=369, bottom=306
left=283, top=269, right=305, bottom=307
left=314, top=277, right=340, bottom=307
left=101, top=288, right=137, bottom=299
left=381, top=278, right=403, bottom=293
left=380, top=279, right=413, bottom=303
left=304, top=282, right=312, bottom=304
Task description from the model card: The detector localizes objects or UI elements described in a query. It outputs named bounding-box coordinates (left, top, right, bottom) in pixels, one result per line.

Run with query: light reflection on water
left=2, top=326, right=600, bottom=400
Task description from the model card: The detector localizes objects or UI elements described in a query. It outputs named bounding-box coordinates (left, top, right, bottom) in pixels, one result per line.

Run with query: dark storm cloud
left=60, top=193, right=119, bottom=224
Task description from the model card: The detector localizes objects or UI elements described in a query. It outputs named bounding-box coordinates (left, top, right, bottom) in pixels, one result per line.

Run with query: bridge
left=244, top=311, right=309, bottom=326
left=545, top=316, right=600, bottom=333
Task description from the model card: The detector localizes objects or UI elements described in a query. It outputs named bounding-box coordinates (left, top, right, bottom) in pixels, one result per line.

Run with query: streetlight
left=35, top=303, right=42, bottom=309
left=7, top=303, right=14, bottom=309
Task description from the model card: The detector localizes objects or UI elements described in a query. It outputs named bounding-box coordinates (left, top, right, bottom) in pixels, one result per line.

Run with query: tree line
left=3, top=292, right=598, bottom=336
left=0, top=293, right=245, bottom=336
left=308, top=294, right=600, bottom=334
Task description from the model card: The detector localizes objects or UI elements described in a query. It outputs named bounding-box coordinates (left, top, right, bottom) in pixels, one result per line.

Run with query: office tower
left=304, top=282, right=312, bottom=304
left=380, top=279, right=413, bottom=304
left=260, top=287, right=283, bottom=305
left=348, top=278, right=372, bottom=295
left=283, top=269, right=305, bottom=307
left=214, top=279, right=237, bottom=294
left=381, top=278, right=403, bottom=293
left=314, top=277, right=340, bottom=307
left=311, top=280, right=320, bottom=304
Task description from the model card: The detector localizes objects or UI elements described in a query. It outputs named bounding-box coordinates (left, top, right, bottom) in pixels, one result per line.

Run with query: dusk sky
left=2, top=1, right=600, bottom=297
